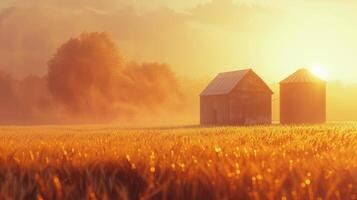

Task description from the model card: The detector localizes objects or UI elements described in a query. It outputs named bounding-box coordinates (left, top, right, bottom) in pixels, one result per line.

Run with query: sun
left=309, top=66, right=329, bottom=80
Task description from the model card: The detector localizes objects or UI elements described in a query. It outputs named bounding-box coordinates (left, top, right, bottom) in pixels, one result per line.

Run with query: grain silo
left=280, top=68, right=326, bottom=124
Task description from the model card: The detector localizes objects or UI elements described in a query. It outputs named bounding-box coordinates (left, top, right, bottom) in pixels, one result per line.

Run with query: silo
left=280, top=68, right=326, bottom=124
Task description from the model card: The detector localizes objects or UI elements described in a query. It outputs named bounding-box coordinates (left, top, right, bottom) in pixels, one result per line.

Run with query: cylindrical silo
left=280, top=68, right=326, bottom=124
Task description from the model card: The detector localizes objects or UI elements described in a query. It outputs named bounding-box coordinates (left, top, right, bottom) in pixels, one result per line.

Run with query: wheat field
left=0, top=124, right=357, bottom=200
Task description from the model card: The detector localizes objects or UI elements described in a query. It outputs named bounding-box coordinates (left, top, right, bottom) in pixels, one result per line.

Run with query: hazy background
left=0, top=0, right=357, bottom=124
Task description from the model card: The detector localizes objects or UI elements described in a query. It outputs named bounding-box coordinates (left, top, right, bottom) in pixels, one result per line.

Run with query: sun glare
left=310, top=66, right=329, bottom=80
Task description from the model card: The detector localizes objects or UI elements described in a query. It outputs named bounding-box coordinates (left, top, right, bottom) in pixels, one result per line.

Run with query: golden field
left=0, top=124, right=357, bottom=200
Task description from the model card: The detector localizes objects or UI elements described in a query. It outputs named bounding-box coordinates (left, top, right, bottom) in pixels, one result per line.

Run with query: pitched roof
left=200, top=69, right=272, bottom=96
left=280, top=68, right=326, bottom=84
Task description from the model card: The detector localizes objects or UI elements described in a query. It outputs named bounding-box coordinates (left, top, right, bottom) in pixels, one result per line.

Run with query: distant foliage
left=48, top=32, right=123, bottom=116
left=0, top=32, right=186, bottom=124
left=47, top=32, right=184, bottom=122
left=0, top=124, right=357, bottom=199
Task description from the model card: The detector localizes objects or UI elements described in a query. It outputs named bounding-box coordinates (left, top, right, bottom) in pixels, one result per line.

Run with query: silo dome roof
left=280, top=68, right=326, bottom=84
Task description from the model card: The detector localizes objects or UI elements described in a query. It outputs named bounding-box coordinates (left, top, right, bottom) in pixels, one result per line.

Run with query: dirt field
left=0, top=124, right=356, bottom=200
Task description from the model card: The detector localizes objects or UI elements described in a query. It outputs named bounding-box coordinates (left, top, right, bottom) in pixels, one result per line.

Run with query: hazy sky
left=0, top=0, right=356, bottom=83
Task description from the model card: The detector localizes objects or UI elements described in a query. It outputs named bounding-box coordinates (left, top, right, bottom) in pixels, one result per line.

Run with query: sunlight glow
left=310, top=66, right=329, bottom=80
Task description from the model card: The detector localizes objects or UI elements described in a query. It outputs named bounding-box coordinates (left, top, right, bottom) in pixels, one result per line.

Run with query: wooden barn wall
left=280, top=83, right=326, bottom=124
left=229, top=92, right=272, bottom=125
left=200, top=95, right=229, bottom=125
left=228, top=72, right=272, bottom=125
left=235, top=70, right=271, bottom=93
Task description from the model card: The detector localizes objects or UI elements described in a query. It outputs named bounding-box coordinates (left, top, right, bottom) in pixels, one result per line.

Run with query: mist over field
left=1, top=30, right=357, bottom=124
left=1, top=1, right=357, bottom=200
left=1, top=0, right=357, bottom=125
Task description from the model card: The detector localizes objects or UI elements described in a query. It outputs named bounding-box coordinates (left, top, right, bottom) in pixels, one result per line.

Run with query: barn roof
left=200, top=69, right=272, bottom=96
left=280, top=68, right=326, bottom=84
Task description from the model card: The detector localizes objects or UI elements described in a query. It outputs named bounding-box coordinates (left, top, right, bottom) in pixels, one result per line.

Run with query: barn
left=280, top=68, right=326, bottom=124
left=200, top=69, right=273, bottom=126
